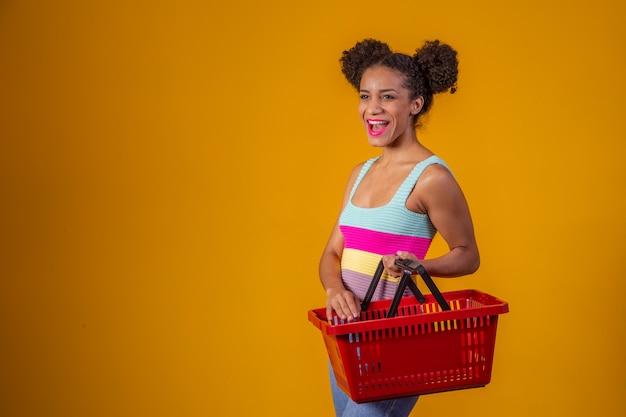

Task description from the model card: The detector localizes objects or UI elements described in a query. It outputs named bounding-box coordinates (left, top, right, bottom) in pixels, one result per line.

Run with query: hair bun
left=340, top=39, right=392, bottom=90
left=414, top=40, right=458, bottom=94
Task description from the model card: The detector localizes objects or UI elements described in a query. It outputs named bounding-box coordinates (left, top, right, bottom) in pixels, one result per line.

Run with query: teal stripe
left=340, top=155, right=447, bottom=238
left=340, top=203, right=436, bottom=237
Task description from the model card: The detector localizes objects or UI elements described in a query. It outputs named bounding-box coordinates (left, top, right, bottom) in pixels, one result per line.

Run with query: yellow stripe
left=342, top=248, right=409, bottom=284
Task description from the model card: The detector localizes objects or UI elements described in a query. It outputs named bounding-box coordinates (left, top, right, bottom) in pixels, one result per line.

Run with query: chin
left=366, top=138, right=384, bottom=147
left=367, top=135, right=394, bottom=148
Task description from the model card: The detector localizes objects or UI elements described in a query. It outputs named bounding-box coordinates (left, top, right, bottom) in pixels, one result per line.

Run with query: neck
left=378, top=138, right=431, bottom=165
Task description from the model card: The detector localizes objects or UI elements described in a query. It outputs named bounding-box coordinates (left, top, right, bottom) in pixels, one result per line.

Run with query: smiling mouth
left=367, top=119, right=389, bottom=136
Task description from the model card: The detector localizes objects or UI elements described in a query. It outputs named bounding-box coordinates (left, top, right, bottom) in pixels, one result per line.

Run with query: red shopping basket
left=308, top=259, right=509, bottom=403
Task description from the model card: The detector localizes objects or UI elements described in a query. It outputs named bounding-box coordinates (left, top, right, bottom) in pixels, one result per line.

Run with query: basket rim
left=308, top=289, right=508, bottom=336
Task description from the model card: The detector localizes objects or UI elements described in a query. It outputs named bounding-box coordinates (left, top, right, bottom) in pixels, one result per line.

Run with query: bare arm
left=319, top=164, right=363, bottom=321
left=383, top=164, right=480, bottom=277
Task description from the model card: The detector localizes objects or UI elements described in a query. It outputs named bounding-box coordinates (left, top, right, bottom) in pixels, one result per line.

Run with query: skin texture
left=319, top=66, right=479, bottom=322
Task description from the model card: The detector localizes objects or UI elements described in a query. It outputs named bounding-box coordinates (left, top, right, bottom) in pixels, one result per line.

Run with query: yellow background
left=1, top=1, right=625, bottom=416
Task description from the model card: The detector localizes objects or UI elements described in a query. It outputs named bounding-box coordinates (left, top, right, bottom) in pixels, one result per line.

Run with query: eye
left=359, top=94, right=369, bottom=100
left=382, top=94, right=395, bottom=100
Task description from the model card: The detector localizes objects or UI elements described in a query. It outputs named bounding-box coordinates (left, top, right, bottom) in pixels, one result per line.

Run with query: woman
left=319, top=38, right=480, bottom=417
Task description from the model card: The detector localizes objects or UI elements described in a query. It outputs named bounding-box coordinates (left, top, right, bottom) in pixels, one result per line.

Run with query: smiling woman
left=342, top=39, right=458, bottom=128
left=318, top=38, right=478, bottom=417
left=358, top=66, right=419, bottom=146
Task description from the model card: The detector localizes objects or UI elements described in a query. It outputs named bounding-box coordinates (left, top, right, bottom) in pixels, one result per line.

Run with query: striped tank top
left=338, top=155, right=450, bottom=301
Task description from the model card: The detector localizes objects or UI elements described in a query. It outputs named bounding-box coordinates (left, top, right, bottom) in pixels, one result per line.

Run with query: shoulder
left=350, top=160, right=367, bottom=176
left=419, top=162, right=456, bottom=186
left=421, top=163, right=462, bottom=197
left=422, top=161, right=468, bottom=205
left=339, top=160, right=369, bottom=205
left=343, top=161, right=365, bottom=192
left=347, top=158, right=375, bottom=182
left=410, top=161, right=464, bottom=211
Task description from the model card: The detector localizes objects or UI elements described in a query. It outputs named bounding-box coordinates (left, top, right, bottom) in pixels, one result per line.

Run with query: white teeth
left=368, top=121, right=388, bottom=125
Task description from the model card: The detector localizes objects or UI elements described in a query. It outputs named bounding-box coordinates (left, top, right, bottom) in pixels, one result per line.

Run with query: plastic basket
left=308, top=289, right=509, bottom=403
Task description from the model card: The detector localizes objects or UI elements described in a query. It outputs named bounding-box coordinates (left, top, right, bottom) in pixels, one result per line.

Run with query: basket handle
left=361, top=259, right=451, bottom=318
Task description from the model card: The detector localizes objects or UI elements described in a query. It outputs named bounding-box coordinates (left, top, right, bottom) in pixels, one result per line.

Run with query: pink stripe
left=340, top=226, right=432, bottom=258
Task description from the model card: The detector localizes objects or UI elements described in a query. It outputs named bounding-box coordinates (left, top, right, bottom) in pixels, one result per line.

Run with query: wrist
left=325, top=286, right=344, bottom=296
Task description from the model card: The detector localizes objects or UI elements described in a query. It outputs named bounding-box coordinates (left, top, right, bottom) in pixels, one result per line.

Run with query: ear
left=411, top=96, right=425, bottom=115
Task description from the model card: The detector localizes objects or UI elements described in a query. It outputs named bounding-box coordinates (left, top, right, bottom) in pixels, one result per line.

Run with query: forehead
left=360, top=66, right=408, bottom=91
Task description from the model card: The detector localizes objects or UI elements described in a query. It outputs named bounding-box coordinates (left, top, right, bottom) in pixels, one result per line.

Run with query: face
left=358, top=66, right=423, bottom=147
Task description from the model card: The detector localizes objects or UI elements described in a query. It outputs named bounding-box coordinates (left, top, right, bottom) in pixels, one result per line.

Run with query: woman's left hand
left=382, top=251, right=419, bottom=278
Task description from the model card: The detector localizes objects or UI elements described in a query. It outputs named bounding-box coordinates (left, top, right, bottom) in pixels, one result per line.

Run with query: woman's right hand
left=325, top=287, right=361, bottom=323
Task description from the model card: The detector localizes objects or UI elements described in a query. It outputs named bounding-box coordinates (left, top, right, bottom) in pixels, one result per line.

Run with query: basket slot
left=357, top=365, right=488, bottom=395
left=357, top=361, right=383, bottom=377
left=355, top=319, right=468, bottom=340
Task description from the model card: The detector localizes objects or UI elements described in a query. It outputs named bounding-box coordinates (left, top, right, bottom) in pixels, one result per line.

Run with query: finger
left=326, top=304, right=334, bottom=324
left=390, top=268, right=403, bottom=278
left=383, top=257, right=403, bottom=277
left=344, top=295, right=361, bottom=320
left=382, top=255, right=396, bottom=270
left=396, top=250, right=417, bottom=261
left=326, top=297, right=347, bottom=320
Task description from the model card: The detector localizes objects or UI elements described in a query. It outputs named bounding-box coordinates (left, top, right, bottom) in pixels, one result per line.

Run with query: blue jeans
left=329, top=364, right=419, bottom=417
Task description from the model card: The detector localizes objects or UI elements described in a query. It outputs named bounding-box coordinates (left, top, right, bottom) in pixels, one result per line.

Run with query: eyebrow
left=359, top=88, right=400, bottom=93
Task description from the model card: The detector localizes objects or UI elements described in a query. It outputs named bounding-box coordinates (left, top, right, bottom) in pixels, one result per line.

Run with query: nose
left=367, top=97, right=382, bottom=114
